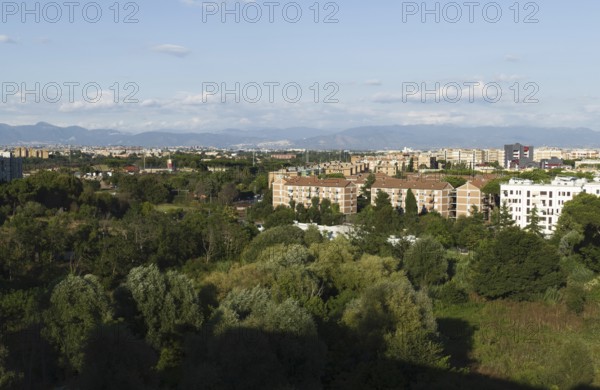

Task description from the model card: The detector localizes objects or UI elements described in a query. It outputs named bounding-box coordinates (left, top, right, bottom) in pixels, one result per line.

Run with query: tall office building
left=0, top=152, right=23, bottom=183
left=504, top=143, right=535, bottom=169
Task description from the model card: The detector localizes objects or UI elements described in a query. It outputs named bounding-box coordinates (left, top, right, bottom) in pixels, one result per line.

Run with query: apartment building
left=322, top=161, right=368, bottom=177
left=438, top=149, right=485, bottom=167
left=268, top=166, right=323, bottom=188
left=535, top=147, right=563, bottom=161
left=483, top=149, right=505, bottom=165
left=371, top=160, right=399, bottom=176
left=414, top=153, right=440, bottom=170
left=0, top=152, right=23, bottom=183
left=455, top=179, right=494, bottom=219
left=13, top=147, right=49, bottom=159
left=575, top=160, right=600, bottom=170
left=500, top=177, right=600, bottom=235
left=564, top=149, right=599, bottom=160
left=272, top=176, right=358, bottom=214
left=504, top=143, right=535, bottom=169
left=370, top=178, right=455, bottom=218
left=271, top=154, right=297, bottom=160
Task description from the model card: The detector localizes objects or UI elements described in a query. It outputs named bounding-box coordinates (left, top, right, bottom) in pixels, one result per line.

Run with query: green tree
left=407, top=157, right=414, bottom=172
left=556, top=193, right=600, bottom=271
left=240, top=225, right=305, bottom=263
left=218, top=182, right=239, bottom=205
left=482, top=178, right=509, bottom=198
left=454, top=214, right=489, bottom=251
left=0, top=340, right=19, bottom=389
left=490, top=200, right=515, bottom=232
left=264, top=205, right=295, bottom=229
left=443, top=176, right=467, bottom=188
left=403, top=236, right=448, bottom=287
left=525, top=205, right=543, bottom=236
left=295, top=203, right=309, bottom=223
left=308, top=197, right=321, bottom=224
left=361, top=173, right=376, bottom=201
left=371, top=190, right=401, bottom=234
left=404, top=188, right=418, bottom=217
left=342, top=278, right=447, bottom=368
left=303, top=224, right=323, bottom=246
left=183, top=287, right=325, bottom=390
left=296, top=203, right=308, bottom=223
left=78, top=323, right=159, bottom=390
left=417, top=213, right=455, bottom=248
left=125, top=265, right=203, bottom=350
left=473, top=227, right=564, bottom=300
left=43, top=274, right=112, bottom=371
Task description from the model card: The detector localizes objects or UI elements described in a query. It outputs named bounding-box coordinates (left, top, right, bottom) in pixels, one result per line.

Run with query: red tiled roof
left=282, top=176, right=355, bottom=188
left=372, top=178, right=453, bottom=190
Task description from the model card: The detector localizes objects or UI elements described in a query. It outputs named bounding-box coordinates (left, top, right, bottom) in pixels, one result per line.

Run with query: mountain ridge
left=1, top=122, right=599, bottom=150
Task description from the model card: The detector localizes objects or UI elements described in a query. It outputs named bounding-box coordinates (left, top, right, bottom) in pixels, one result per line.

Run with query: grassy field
left=154, top=203, right=201, bottom=213
left=435, top=300, right=600, bottom=389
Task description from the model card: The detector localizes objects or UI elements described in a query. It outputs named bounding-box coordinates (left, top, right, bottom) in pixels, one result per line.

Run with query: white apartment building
left=501, top=177, right=600, bottom=235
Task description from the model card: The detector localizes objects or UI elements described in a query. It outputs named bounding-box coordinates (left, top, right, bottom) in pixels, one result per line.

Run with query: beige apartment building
left=565, top=149, right=599, bottom=160
left=322, top=161, right=368, bottom=176
left=268, top=167, right=323, bottom=188
left=483, top=149, right=505, bottom=165
left=272, top=176, right=358, bottom=214
left=370, top=178, right=455, bottom=218
left=371, top=160, right=399, bottom=176
left=534, top=147, right=563, bottom=161
left=14, top=147, right=49, bottom=159
left=455, top=179, right=494, bottom=219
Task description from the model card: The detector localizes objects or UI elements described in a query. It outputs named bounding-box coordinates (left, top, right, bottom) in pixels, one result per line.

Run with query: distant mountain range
left=1, top=122, right=600, bottom=150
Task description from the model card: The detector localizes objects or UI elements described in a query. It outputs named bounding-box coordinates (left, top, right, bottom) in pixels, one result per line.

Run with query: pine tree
left=526, top=204, right=543, bottom=236
left=492, top=200, right=514, bottom=231
left=404, top=189, right=418, bottom=217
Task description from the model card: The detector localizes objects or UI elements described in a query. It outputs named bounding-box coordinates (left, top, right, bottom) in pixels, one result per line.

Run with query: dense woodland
left=0, top=157, right=600, bottom=389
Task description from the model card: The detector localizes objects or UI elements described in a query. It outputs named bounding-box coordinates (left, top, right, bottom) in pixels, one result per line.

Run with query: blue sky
left=1, top=0, right=599, bottom=133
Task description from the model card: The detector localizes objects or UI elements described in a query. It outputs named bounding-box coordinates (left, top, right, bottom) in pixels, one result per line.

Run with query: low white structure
left=293, top=222, right=353, bottom=240
left=500, top=177, right=600, bottom=235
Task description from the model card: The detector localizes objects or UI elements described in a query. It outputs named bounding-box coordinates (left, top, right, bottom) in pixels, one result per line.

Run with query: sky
left=1, top=0, right=599, bottom=133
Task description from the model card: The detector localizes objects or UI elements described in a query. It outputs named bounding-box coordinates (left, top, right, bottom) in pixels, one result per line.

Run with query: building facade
left=455, top=180, right=494, bottom=219
left=371, top=178, right=455, bottom=218
left=504, top=143, right=535, bottom=169
left=272, top=177, right=358, bottom=214
left=0, top=152, right=23, bottom=183
left=500, top=177, right=600, bottom=235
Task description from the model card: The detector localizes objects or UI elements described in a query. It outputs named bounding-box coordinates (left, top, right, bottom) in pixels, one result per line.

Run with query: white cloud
left=371, top=92, right=403, bottom=103
left=364, top=79, right=382, bottom=86
left=584, top=105, right=600, bottom=114
left=0, top=35, right=16, bottom=44
left=494, top=74, right=523, bottom=82
left=505, top=54, right=520, bottom=62
left=151, top=44, right=191, bottom=58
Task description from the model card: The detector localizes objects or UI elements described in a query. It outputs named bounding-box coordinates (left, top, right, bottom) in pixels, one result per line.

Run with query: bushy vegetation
left=0, top=169, right=599, bottom=389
